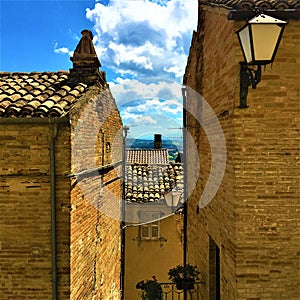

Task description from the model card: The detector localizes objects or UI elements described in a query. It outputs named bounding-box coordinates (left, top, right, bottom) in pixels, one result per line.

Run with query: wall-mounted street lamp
left=236, top=14, right=287, bottom=108
left=164, top=190, right=182, bottom=212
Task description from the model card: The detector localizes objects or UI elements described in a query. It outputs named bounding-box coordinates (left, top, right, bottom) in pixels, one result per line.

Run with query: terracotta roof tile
left=125, top=163, right=184, bottom=203
left=23, top=94, right=34, bottom=101
left=18, top=89, right=28, bottom=96
left=126, top=149, right=169, bottom=164
left=125, top=149, right=184, bottom=203
left=0, top=72, right=89, bottom=118
left=200, top=0, right=300, bottom=10
left=60, top=84, right=71, bottom=91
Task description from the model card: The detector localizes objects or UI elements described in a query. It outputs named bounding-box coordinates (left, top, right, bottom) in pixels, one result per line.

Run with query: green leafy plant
left=136, top=276, right=162, bottom=300
left=168, top=264, right=200, bottom=290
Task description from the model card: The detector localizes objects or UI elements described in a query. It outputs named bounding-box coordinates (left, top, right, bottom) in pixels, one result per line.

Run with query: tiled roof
left=200, top=0, right=300, bottom=10
left=125, top=163, right=184, bottom=203
left=0, top=72, right=88, bottom=117
left=126, top=149, right=169, bottom=165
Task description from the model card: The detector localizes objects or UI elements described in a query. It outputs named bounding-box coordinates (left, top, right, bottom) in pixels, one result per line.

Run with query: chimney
left=70, top=29, right=106, bottom=85
left=154, top=134, right=162, bottom=149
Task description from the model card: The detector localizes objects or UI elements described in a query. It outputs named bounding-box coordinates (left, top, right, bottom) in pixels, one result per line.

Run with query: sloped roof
left=200, top=0, right=300, bottom=10
left=126, top=149, right=169, bottom=165
left=0, top=72, right=88, bottom=117
left=125, top=163, right=184, bottom=203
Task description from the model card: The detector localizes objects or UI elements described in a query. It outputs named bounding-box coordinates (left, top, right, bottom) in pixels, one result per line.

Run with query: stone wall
left=184, top=4, right=300, bottom=300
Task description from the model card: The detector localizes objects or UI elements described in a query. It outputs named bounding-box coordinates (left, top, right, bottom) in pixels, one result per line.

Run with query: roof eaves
left=200, top=0, right=300, bottom=20
left=0, top=71, right=89, bottom=118
left=200, top=0, right=300, bottom=10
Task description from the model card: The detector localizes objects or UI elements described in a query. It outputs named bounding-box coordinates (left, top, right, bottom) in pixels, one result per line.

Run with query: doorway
left=209, top=237, right=220, bottom=300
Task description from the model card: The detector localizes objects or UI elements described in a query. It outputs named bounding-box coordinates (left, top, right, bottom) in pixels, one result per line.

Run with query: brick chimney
left=70, top=29, right=106, bottom=85
left=154, top=134, right=162, bottom=149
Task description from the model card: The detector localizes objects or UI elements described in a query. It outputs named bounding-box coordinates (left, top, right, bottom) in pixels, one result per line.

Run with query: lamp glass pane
left=164, top=191, right=181, bottom=207
left=251, top=24, right=282, bottom=62
left=238, top=26, right=252, bottom=63
left=164, top=192, right=173, bottom=207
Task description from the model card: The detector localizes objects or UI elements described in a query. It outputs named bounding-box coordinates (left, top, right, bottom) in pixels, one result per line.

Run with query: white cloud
left=54, top=42, right=73, bottom=56
left=111, top=80, right=183, bottom=136
left=109, top=78, right=183, bottom=136
left=122, top=112, right=157, bottom=125
left=124, top=97, right=182, bottom=116
left=86, top=0, right=197, bottom=80
left=109, top=78, right=183, bottom=104
left=51, top=0, right=195, bottom=138
left=108, top=42, right=154, bottom=70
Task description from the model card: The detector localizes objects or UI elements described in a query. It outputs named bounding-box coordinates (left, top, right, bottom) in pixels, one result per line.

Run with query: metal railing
left=137, top=281, right=205, bottom=300
left=160, top=282, right=204, bottom=300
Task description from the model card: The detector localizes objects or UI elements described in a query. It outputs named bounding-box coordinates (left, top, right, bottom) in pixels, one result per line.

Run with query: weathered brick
left=1, top=84, right=123, bottom=299
left=184, top=5, right=299, bottom=300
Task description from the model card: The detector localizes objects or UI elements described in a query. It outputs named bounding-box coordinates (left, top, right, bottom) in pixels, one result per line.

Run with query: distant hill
left=126, top=137, right=183, bottom=162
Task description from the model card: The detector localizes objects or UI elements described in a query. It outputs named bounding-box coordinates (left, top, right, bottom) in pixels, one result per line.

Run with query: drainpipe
left=120, top=126, right=129, bottom=300
left=182, top=88, right=188, bottom=300
left=181, top=88, right=188, bottom=268
left=50, top=124, right=58, bottom=300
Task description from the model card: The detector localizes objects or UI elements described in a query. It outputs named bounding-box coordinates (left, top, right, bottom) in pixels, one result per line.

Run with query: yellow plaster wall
left=124, top=214, right=183, bottom=299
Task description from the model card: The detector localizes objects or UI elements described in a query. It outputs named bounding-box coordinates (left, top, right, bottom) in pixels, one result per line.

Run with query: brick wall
left=184, top=5, right=300, bottom=300
left=0, top=85, right=123, bottom=300
left=0, top=123, right=71, bottom=299
left=233, top=18, right=300, bottom=300
left=70, top=86, right=123, bottom=299
left=184, top=6, right=238, bottom=299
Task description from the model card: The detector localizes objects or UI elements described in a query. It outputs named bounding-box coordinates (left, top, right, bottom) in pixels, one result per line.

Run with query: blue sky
left=0, top=0, right=198, bottom=139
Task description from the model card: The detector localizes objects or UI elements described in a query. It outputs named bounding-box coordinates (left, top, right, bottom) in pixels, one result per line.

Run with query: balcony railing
left=137, top=281, right=205, bottom=300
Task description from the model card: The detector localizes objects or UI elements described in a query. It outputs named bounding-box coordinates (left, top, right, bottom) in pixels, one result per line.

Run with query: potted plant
left=168, top=264, right=200, bottom=290
left=136, top=276, right=162, bottom=300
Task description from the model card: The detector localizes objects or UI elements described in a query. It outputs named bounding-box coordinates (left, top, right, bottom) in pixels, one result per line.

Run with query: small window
left=106, top=142, right=111, bottom=153
left=139, top=212, right=161, bottom=240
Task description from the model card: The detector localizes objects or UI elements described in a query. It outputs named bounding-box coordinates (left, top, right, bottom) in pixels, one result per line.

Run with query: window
left=106, top=142, right=111, bottom=153
left=138, top=212, right=161, bottom=240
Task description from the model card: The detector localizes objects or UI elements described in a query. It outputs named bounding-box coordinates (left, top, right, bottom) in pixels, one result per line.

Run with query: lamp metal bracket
left=239, top=63, right=262, bottom=108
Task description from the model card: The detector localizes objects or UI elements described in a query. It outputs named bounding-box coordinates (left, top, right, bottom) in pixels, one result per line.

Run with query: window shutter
left=151, top=222, right=159, bottom=238
left=138, top=212, right=161, bottom=240
left=140, top=225, right=150, bottom=239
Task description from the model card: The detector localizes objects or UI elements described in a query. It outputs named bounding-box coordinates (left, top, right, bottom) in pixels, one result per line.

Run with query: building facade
left=124, top=138, right=184, bottom=299
left=184, top=1, right=300, bottom=299
left=0, top=30, right=123, bottom=299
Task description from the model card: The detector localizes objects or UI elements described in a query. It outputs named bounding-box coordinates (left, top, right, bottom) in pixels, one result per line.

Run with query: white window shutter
left=138, top=212, right=161, bottom=240
left=140, top=225, right=150, bottom=239
left=151, top=222, right=159, bottom=238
